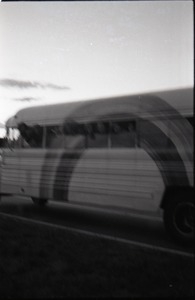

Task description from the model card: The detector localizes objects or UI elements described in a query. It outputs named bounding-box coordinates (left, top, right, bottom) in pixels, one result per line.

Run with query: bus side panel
left=18, top=149, right=47, bottom=198
left=134, top=149, right=165, bottom=211
left=168, top=117, right=193, bottom=186
left=105, top=149, right=145, bottom=210
left=68, top=149, right=164, bottom=211
left=68, top=149, right=110, bottom=206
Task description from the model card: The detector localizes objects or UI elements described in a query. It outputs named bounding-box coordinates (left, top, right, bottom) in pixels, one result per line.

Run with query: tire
left=32, top=197, right=48, bottom=207
left=163, top=194, right=194, bottom=244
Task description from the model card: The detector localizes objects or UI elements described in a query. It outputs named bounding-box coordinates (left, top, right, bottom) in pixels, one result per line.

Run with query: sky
left=0, top=1, right=193, bottom=136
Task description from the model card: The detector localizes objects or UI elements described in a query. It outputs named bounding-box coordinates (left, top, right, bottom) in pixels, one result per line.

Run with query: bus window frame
left=45, top=125, right=65, bottom=149
left=109, top=119, right=138, bottom=149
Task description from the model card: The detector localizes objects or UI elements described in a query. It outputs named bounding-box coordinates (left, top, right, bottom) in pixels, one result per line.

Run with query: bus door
left=0, top=126, right=51, bottom=199
left=15, top=125, right=59, bottom=200
left=0, top=128, right=21, bottom=196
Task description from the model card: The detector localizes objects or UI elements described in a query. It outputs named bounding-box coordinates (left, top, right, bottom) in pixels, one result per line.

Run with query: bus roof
left=6, top=87, right=193, bottom=127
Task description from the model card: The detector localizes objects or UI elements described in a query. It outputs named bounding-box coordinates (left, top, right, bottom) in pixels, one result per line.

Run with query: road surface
left=0, top=195, right=193, bottom=257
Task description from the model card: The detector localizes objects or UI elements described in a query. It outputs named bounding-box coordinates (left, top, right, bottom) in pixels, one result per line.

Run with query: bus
left=0, top=88, right=194, bottom=243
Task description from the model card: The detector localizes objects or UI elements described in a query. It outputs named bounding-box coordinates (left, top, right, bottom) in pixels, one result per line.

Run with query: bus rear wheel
left=163, top=195, right=194, bottom=244
left=32, top=197, right=48, bottom=207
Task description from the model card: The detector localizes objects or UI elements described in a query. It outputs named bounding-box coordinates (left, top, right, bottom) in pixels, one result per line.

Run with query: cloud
left=0, top=78, right=70, bottom=90
left=13, top=97, right=40, bottom=102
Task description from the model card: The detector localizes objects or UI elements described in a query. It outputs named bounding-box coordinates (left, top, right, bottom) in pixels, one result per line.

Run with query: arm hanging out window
left=18, top=123, right=43, bottom=148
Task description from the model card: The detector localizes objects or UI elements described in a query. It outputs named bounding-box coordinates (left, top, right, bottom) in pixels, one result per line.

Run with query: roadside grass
left=0, top=215, right=194, bottom=298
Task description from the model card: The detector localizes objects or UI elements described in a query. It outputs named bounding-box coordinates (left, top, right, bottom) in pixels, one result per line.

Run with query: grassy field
left=0, top=215, right=194, bottom=298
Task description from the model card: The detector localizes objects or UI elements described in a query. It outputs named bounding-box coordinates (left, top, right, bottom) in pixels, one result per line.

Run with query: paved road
left=0, top=196, right=193, bottom=256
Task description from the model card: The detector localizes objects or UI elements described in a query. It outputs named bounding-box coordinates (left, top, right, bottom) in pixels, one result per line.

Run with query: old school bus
left=0, top=88, right=194, bottom=243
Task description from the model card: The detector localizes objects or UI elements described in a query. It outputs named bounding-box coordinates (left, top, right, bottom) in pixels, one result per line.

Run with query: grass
left=0, top=215, right=194, bottom=298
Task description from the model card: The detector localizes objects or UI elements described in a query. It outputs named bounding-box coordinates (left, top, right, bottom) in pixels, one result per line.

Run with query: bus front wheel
left=32, top=197, right=48, bottom=207
left=163, top=195, right=194, bottom=244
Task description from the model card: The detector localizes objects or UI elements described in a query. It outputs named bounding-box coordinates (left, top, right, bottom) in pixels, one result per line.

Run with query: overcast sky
left=0, top=1, right=193, bottom=135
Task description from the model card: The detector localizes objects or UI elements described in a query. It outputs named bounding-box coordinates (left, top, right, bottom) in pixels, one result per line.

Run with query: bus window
left=62, top=122, right=86, bottom=149
left=46, top=126, right=64, bottom=148
left=110, top=120, right=136, bottom=148
left=87, top=122, right=109, bottom=148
